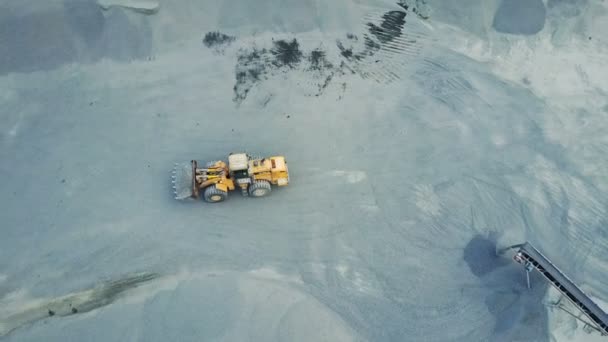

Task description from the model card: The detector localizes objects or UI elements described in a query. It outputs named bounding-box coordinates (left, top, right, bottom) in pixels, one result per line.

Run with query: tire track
left=0, top=272, right=160, bottom=337
left=349, top=6, right=433, bottom=83
left=415, top=58, right=483, bottom=112
left=222, top=2, right=435, bottom=103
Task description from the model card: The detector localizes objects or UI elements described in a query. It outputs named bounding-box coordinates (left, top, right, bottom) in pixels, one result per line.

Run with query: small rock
left=48, top=309, right=55, bottom=316
left=72, top=307, right=78, bottom=314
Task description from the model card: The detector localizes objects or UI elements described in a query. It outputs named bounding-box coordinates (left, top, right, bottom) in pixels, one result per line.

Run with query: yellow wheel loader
left=171, top=153, right=289, bottom=203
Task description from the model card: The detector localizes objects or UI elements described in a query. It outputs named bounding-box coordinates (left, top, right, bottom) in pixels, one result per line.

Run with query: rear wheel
left=248, top=180, right=271, bottom=197
left=203, top=185, right=227, bottom=203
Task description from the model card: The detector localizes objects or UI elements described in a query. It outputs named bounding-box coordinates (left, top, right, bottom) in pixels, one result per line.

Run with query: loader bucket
left=171, top=161, right=196, bottom=200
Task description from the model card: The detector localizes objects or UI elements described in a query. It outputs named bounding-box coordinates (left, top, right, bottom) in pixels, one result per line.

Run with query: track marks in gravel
left=201, top=2, right=434, bottom=105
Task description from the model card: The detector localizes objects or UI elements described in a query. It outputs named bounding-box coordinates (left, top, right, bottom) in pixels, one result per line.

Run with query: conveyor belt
left=513, top=242, right=608, bottom=335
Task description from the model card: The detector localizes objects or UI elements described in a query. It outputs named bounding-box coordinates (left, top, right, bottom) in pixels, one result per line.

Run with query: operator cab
left=228, top=153, right=251, bottom=193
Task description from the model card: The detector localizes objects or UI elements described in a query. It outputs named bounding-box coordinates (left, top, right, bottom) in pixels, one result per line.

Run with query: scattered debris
left=203, top=31, right=236, bottom=49
left=233, top=41, right=347, bottom=103
left=271, top=39, right=303, bottom=68
left=337, top=41, right=358, bottom=61
left=230, top=1, right=426, bottom=104
left=308, top=49, right=333, bottom=71
left=233, top=47, right=269, bottom=103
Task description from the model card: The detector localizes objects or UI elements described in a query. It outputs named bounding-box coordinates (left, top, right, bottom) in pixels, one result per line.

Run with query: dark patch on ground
left=233, top=38, right=348, bottom=104
left=308, top=49, right=332, bottom=71
left=271, top=39, right=303, bottom=68
left=363, top=37, right=381, bottom=53
left=233, top=38, right=308, bottom=103
left=367, top=11, right=406, bottom=44
left=493, top=0, right=546, bottom=35
left=482, top=268, right=549, bottom=339
left=88, top=272, right=159, bottom=308
left=346, top=33, right=358, bottom=41
left=232, top=41, right=353, bottom=103
left=233, top=47, right=270, bottom=103
left=336, top=6, right=411, bottom=63
left=463, top=234, right=510, bottom=277
left=336, top=41, right=360, bottom=61
left=306, top=49, right=346, bottom=97
left=203, top=31, right=236, bottom=49
left=461, top=234, right=549, bottom=339
left=231, top=1, right=428, bottom=103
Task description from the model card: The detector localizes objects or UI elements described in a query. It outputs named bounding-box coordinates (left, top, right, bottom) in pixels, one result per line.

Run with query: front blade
left=171, top=162, right=195, bottom=200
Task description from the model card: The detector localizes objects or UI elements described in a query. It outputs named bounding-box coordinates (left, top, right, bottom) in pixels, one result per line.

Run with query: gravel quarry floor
left=1, top=1, right=608, bottom=341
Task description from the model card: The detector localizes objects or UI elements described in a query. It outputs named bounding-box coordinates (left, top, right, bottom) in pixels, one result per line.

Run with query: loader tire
left=203, top=185, right=227, bottom=203
left=248, top=180, right=271, bottom=197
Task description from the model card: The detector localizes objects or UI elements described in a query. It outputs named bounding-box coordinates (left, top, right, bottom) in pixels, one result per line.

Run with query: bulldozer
left=171, top=153, right=289, bottom=203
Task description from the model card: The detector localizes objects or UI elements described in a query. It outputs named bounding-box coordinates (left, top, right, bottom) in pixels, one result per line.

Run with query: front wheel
left=248, top=180, right=271, bottom=197
left=203, top=185, right=227, bottom=203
